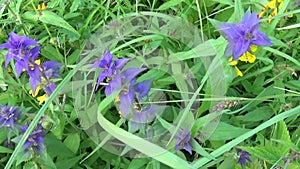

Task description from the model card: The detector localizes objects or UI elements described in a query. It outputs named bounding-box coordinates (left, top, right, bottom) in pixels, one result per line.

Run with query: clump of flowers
left=236, top=148, right=252, bottom=169
left=21, top=124, right=45, bottom=156
left=91, top=51, right=162, bottom=132
left=0, top=105, right=21, bottom=130
left=174, top=129, right=192, bottom=154
left=0, top=32, right=62, bottom=104
left=0, top=104, right=46, bottom=158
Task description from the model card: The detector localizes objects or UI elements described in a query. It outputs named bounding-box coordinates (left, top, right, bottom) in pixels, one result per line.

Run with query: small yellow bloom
left=234, top=66, right=243, bottom=77
left=38, top=3, right=47, bottom=11
left=229, top=57, right=238, bottom=66
left=118, top=111, right=122, bottom=118
left=37, top=94, right=47, bottom=105
left=29, top=85, right=41, bottom=97
left=239, top=52, right=256, bottom=63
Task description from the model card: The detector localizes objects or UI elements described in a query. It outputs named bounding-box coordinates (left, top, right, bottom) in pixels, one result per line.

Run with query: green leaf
left=209, top=122, right=251, bottom=141
left=70, top=0, right=82, bottom=13
left=272, top=121, right=291, bottom=151
left=39, top=11, right=80, bottom=39
left=0, top=56, right=7, bottom=90
left=56, top=154, right=85, bottom=169
left=41, top=44, right=63, bottom=62
left=235, top=106, right=273, bottom=122
left=0, top=146, right=13, bottom=153
left=157, top=0, right=184, bottom=10
left=241, top=146, right=285, bottom=164
left=22, top=11, right=38, bottom=23
left=127, top=159, right=148, bottom=169
left=64, top=133, right=80, bottom=154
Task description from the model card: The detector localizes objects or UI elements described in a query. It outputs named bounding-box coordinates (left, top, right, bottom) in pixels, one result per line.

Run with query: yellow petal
left=235, top=66, right=243, bottom=77
left=246, top=52, right=256, bottom=63
left=258, top=11, right=265, bottom=18
left=37, top=94, right=47, bottom=104
left=229, top=57, right=238, bottom=66
left=239, top=53, right=248, bottom=62
left=266, top=0, right=276, bottom=9
left=29, top=85, right=41, bottom=97
left=271, top=8, right=278, bottom=16
left=250, top=45, right=257, bottom=52
left=35, top=59, right=41, bottom=65
left=42, top=3, right=47, bottom=10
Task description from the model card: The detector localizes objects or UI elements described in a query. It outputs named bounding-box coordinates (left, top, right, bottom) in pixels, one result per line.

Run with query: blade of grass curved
left=5, top=41, right=88, bottom=169
left=192, top=105, right=300, bottom=168
left=97, top=109, right=195, bottom=169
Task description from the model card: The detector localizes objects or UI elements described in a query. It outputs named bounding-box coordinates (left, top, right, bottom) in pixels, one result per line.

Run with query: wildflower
left=236, top=148, right=252, bottom=169
left=0, top=32, right=38, bottom=68
left=37, top=2, right=47, bottom=11
left=41, top=61, right=62, bottom=95
left=0, top=105, right=21, bottom=129
left=105, top=68, right=146, bottom=97
left=21, top=124, right=45, bottom=155
left=229, top=45, right=257, bottom=77
left=90, top=51, right=130, bottom=89
left=119, top=78, right=152, bottom=111
left=219, top=10, right=272, bottom=60
left=174, top=129, right=192, bottom=154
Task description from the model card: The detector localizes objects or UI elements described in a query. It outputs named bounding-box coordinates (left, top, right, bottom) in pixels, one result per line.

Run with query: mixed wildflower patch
left=0, top=0, right=299, bottom=168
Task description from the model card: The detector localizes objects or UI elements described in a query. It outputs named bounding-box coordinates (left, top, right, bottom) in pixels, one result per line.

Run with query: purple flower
left=236, top=148, right=252, bottom=168
left=0, top=105, right=21, bottom=129
left=129, top=105, right=163, bottom=132
left=40, top=61, right=62, bottom=95
left=105, top=68, right=146, bottom=96
left=174, top=129, right=192, bottom=154
left=91, top=51, right=130, bottom=89
left=42, top=61, right=62, bottom=79
left=21, top=124, right=45, bottom=154
left=219, top=10, right=272, bottom=60
left=119, top=77, right=152, bottom=117
left=27, top=63, right=41, bottom=94
left=0, top=32, right=38, bottom=67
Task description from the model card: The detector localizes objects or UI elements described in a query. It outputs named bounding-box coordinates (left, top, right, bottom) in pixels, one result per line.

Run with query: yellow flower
left=38, top=3, right=47, bottom=11
left=260, top=0, right=291, bottom=23
left=229, top=57, right=243, bottom=77
left=239, top=52, right=256, bottom=63
left=234, top=66, right=243, bottom=77
left=37, top=94, right=47, bottom=105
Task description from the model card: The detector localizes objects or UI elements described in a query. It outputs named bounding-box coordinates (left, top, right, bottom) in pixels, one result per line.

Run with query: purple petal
left=45, top=82, right=56, bottom=95
left=240, top=10, right=259, bottom=28
left=233, top=39, right=250, bottom=60
left=219, top=23, right=243, bottom=41
left=15, top=60, right=26, bottom=77
left=135, top=80, right=152, bottom=98
left=121, top=68, right=146, bottom=84
left=252, top=31, right=272, bottom=46
left=115, top=58, right=130, bottom=70
left=119, top=92, right=134, bottom=118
